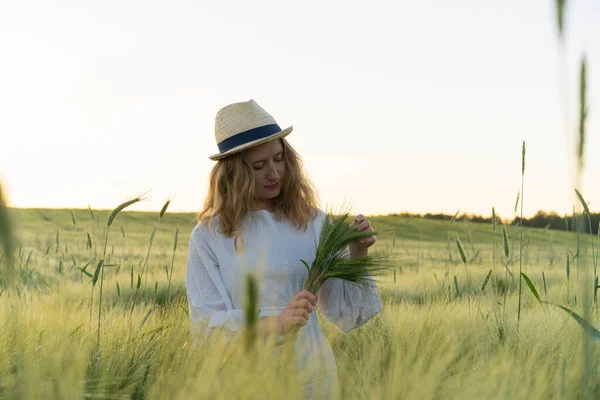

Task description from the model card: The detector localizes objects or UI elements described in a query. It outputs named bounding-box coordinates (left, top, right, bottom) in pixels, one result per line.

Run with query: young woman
left=185, top=99, right=382, bottom=398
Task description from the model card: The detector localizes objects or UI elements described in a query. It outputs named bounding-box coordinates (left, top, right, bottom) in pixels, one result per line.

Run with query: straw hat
left=209, top=99, right=293, bottom=161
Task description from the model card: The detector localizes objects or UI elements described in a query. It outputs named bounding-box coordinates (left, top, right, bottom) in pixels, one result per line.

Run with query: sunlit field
left=1, top=207, right=599, bottom=399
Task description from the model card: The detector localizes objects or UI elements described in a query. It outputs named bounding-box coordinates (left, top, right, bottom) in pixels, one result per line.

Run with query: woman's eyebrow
left=251, top=151, right=283, bottom=164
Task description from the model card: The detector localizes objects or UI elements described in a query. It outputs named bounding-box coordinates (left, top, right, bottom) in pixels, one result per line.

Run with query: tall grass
left=492, top=207, right=497, bottom=278
left=3, top=224, right=600, bottom=399
left=167, top=227, right=179, bottom=303
left=551, top=1, right=595, bottom=395
left=0, top=182, right=16, bottom=283
left=4, top=205, right=600, bottom=398
left=502, top=224, right=510, bottom=318
left=97, top=193, right=146, bottom=344
left=518, top=141, right=526, bottom=326
left=456, top=235, right=469, bottom=308
left=130, top=199, right=170, bottom=318
left=574, top=54, right=593, bottom=400
left=575, top=189, right=597, bottom=303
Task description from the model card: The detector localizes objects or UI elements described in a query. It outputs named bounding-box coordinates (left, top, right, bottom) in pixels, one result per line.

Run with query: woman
left=185, top=99, right=382, bottom=398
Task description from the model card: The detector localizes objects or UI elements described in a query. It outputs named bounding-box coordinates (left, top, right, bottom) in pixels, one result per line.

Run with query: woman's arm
left=317, top=277, right=382, bottom=333
left=186, top=234, right=247, bottom=338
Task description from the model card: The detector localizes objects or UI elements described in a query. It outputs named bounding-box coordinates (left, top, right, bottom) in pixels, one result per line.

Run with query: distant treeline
left=386, top=211, right=600, bottom=235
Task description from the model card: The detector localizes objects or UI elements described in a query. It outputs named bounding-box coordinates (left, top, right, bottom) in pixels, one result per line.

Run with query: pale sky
left=0, top=0, right=598, bottom=219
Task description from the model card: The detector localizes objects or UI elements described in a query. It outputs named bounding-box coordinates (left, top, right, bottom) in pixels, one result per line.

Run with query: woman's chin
left=265, top=191, right=281, bottom=199
left=258, top=190, right=282, bottom=201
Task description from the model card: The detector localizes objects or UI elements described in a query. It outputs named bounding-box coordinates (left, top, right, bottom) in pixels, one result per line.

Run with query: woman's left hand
left=349, top=214, right=376, bottom=258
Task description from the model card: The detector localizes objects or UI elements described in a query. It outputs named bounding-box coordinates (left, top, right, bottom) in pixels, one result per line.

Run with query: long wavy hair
left=197, top=138, right=319, bottom=251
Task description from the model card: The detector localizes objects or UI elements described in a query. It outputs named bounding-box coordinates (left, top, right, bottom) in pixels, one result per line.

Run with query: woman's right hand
left=279, top=290, right=318, bottom=335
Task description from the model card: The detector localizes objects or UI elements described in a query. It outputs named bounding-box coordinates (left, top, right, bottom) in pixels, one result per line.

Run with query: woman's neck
left=252, top=199, right=277, bottom=213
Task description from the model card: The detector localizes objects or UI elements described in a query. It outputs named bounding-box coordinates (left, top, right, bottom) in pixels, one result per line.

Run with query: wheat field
left=1, top=207, right=599, bottom=399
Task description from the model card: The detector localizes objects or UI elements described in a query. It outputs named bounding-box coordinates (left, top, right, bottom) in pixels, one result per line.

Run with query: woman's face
left=245, top=139, right=286, bottom=204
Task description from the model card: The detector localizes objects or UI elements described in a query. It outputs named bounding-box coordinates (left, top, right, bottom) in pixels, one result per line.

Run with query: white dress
left=185, top=209, right=382, bottom=398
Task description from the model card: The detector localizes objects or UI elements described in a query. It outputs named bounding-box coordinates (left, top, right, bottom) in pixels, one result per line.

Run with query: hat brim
left=209, top=125, right=293, bottom=161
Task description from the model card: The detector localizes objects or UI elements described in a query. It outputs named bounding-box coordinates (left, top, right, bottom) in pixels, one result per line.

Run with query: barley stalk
left=167, top=227, right=179, bottom=303
left=555, top=0, right=566, bottom=39
left=542, top=270, right=548, bottom=299
left=455, top=236, right=469, bottom=302
left=576, top=54, right=592, bottom=399
left=130, top=199, right=170, bottom=319
left=517, top=141, right=526, bottom=327
left=0, top=183, right=15, bottom=280
left=481, top=270, right=492, bottom=292
left=577, top=57, right=587, bottom=178
left=492, top=206, right=497, bottom=283
left=244, top=274, right=259, bottom=351
left=97, top=193, right=147, bottom=345
left=502, top=224, right=510, bottom=318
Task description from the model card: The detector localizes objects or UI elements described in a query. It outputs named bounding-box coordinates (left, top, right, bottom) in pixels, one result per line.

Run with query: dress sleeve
left=185, top=225, right=244, bottom=338
left=317, top=278, right=382, bottom=333
left=313, top=210, right=383, bottom=333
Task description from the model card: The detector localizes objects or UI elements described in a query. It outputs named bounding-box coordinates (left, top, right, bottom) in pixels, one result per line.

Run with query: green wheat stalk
left=575, top=188, right=597, bottom=302
left=577, top=57, right=587, bottom=179
left=167, top=227, right=179, bottom=303
left=542, top=270, right=548, bottom=299
left=244, top=274, right=260, bottom=351
left=0, top=183, right=15, bottom=283
left=518, top=141, right=526, bottom=326
left=97, top=192, right=147, bottom=345
left=502, top=224, right=510, bottom=318
left=574, top=54, right=591, bottom=398
left=456, top=235, right=468, bottom=303
left=566, top=251, right=571, bottom=302
left=130, top=198, right=170, bottom=318
left=481, top=270, right=492, bottom=293
left=492, top=206, right=497, bottom=286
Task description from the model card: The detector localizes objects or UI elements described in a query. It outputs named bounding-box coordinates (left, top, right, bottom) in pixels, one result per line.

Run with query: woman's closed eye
left=253, top=157, right=283, bottom=170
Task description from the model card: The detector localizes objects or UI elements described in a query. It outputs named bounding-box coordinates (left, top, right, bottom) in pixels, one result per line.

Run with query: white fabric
left=185, top=209, right=382, bottom=398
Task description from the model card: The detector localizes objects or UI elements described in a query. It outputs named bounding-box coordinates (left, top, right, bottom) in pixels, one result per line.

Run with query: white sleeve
left=312, top=209, right=382, bottom=333
left=317, top=277, right=382, bottom=333
left=185, top=228, right=244, bottom=338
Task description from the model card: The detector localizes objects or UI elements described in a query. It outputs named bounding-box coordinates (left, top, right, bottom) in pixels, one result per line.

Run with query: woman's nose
left=267, top=164, right=280, bottom=180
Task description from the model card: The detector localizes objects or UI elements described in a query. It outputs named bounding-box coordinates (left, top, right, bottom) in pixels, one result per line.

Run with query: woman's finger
left=295, top=299, right=314, bottom=313
left=355, top=220, right=372, bottom=232
left=289, top=298, right=313, bottom=313
left=292, top=309, right=310, bottom=320
left=359, top=235, right=377, bottom=246
left=349, top=214, right=363, bottom=229
left=294, top=289, right=317, bottom=305
left=293, top=317, right=308, bottom=326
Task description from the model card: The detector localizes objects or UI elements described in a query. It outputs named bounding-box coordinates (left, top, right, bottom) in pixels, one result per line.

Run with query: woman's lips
left=265, top=182, right=280, bottom=190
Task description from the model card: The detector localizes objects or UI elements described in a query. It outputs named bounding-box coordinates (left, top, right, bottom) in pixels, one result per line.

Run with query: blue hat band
left=217, top=124, right=282, bottom=154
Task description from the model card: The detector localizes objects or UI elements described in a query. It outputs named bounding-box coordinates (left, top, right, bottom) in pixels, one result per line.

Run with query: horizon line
left=7, top=206, right=595, bottom=220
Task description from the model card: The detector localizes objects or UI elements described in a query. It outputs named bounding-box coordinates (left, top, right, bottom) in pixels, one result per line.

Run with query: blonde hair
left=197, top=138, right=319, bottom=251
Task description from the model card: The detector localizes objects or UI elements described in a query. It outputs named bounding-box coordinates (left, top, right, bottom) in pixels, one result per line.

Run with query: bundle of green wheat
left=300, top=211, right=392, bottom=295
left=279, top=211, right=392, bottom=353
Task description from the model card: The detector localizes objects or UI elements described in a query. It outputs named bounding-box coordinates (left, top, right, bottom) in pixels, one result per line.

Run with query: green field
left=1, top=207, right=600, bottom=399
